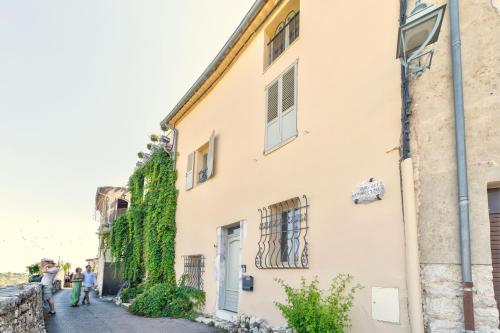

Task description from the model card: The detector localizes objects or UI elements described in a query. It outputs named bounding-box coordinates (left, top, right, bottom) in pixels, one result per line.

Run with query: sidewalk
left=45, top=289, right=224, bottom=333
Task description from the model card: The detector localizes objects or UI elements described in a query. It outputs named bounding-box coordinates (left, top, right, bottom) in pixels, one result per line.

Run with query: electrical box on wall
left=371, top=287, right=400, bottom=324
left=242, top=275, right=254, bottom=291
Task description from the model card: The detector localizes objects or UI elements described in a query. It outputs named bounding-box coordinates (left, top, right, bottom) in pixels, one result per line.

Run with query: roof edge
left=160, top=0, right=270, bottom=126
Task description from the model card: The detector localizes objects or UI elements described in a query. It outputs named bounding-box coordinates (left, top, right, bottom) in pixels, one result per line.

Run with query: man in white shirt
left=41, top=259, right=59, bottom=315
left=82, top=265, right=96, bottom=305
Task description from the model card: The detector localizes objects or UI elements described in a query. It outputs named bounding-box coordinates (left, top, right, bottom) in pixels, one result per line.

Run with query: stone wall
left=0, top=284, right=46, bottom=333
left=408, top=0, right=500, bottom=331
left=421, top=264, right=498, bottom=333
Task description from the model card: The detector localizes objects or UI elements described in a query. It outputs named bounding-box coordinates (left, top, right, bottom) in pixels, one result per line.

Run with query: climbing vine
left=107, top=149, right=177, bottom=288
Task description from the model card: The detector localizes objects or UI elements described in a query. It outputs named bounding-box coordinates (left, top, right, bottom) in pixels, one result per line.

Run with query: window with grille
left=268, top=11, right=300, bottom=65
left=265, top=64, right=297, bottom=152
left=255, top=195, right=309, bottom=269
left=183, top=255, right=204, bottom=290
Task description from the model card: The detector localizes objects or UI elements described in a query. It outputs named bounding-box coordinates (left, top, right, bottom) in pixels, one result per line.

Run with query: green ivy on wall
left=106, top=149, right=177, bottom=287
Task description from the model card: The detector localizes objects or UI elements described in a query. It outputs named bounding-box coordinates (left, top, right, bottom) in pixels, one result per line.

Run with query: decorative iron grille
left=255, top=195, right=309, bottom=269
left=183, top=255, right=204, bottom=290
left=268, top=11, right=300, bottom=64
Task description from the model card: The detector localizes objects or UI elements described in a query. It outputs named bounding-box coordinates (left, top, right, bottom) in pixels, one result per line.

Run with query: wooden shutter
left=185, top=151, right=195, bottom=190
left=207, top=131, right=215, bottom=179
left=281, top=64, right=297, bottom=142
left=265, top=81, right=280, bottom=151
left=488, top=189, right=500, bottom=315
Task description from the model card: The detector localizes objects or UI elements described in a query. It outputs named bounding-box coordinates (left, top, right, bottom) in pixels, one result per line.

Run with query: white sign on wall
left=352, top=178, right=385, bottom=204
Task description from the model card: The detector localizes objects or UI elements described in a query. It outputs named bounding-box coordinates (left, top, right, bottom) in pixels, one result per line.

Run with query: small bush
left=121, top=285, right=145, bottom=303
left=129, top=278, right=205, bottom=318
left=275, top=275, right=362, bottom=333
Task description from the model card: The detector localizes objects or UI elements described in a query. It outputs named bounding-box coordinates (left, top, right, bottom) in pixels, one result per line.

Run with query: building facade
left=158, top=0, right=500, bottom=332
left=94, top=186, right=129, bottom=297
left=407, top=0, right=500, bottom=331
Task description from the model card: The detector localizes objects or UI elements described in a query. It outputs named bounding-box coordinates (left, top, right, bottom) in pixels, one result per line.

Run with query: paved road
left=45, top=289, right=224, bottom=333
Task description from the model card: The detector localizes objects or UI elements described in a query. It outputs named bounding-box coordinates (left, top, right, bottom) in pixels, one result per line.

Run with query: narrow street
left=45, top=289, right=224, bottom=333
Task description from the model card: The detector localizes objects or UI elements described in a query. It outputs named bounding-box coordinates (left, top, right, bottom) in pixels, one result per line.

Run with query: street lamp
left=397, top=0, right=446, bottom=78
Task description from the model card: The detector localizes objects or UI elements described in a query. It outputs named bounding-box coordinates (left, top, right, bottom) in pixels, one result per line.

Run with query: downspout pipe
left=449, top=0, right=475, bottom=331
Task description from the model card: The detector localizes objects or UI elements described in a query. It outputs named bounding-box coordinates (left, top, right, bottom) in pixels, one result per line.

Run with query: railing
left=255, top=195, right=309, bottom=269
left=198, top=169, right=208, bottom=183
left=268, top=11, right=300, bottom=65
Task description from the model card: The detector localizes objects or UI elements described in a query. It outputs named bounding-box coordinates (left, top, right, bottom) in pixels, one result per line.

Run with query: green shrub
left=121, top=285, right=145, bottom=303
left=129, top=278, right=205, bottom=318
left=275, top=275, right=362, bottom=333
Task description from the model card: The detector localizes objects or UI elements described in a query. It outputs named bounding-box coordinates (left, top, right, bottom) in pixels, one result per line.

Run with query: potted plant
left=159, top=135, right=170, bottom=145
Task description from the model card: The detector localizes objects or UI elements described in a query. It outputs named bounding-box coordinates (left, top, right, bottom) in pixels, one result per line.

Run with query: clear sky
left=0, top=0, right=254, bottom=273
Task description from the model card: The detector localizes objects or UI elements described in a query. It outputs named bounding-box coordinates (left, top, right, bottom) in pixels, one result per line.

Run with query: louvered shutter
left=185, top=151, right=195, bottom=190
left=206, top=131, right=215, bottom=179
left=265, top=80, right=280, bottom=151
left=280, top=65, right=297, bottom=142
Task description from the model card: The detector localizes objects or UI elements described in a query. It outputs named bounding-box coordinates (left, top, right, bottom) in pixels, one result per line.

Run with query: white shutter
left=185, top=151, right=195, bottom=190
left=206, top=131, right=215, bottom=179
left=280, top=64, right=297, bottom=142
left=265, top=80, right=280, bottom=151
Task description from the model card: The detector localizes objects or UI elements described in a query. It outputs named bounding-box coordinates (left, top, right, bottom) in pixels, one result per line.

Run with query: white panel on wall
left=371, top=287, right=400, bottom=324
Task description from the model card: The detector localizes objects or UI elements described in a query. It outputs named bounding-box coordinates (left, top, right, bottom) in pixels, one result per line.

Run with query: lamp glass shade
left=396, top=4, right=446, bottom=59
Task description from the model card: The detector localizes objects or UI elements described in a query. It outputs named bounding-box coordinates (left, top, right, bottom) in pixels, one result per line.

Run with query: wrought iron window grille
left=198, top=169, right=208, bottom=183
left=255, top=195, right=309, bottom=269
left=268, top=11, right=300, bottom=65
left=183, top=255, right=204, bottom=290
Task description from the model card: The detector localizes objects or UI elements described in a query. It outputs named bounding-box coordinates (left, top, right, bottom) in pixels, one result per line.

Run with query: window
left=265, top=64, right=298, bottom=152
left=267, top=11, right=300, bottom=65
left=183, top=255, right=204, bottom=290
left=185, top=131, right=216, bottom=189
left=255, top=195, right=309, bottom=269
left=199, top=152, right=209, bottom=183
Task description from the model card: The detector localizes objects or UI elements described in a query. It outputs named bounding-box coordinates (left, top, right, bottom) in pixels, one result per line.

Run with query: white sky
left=0, top=0, right=254, bottom=273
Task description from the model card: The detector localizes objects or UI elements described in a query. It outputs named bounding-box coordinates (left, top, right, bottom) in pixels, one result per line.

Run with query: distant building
left=94, top=186, right=129, bottom=297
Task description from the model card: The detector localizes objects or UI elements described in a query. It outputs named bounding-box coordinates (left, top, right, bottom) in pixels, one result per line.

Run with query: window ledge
left=264, top=134, right=298, bottom=156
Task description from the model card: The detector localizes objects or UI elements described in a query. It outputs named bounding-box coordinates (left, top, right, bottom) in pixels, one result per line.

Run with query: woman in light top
left=70, top=267, right=83, bottom=307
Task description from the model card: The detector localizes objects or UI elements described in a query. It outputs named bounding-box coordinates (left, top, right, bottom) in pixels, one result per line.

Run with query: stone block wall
left=421, top=264, right=499, bottom=332
left=0, top=283, right=46, bottom=333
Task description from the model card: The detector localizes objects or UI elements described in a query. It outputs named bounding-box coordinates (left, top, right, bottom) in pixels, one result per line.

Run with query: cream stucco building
left=157, top=0, right=500, bottom=332
left=94, top=186, right=129, bottom=297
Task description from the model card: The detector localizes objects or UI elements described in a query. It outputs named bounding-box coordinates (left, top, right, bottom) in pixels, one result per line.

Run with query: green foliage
left=121, top=284, right=145, bottom=303
left=26, top=263, right=40, bottom=275
left=129, top=277, right=205, bottom=318
left=109, top=149, right=177, bottom=289
left=275, top=275, right=362, bottom=333
left=150, top=134, right=159, bottom=142
left=138, top=151, right=144, bottom=159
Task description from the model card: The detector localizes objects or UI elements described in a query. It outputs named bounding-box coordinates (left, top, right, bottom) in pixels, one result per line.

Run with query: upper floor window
left=265, top=63, right=298, bottom=152
left=268, top=11, right=300, bottom=65
left=185, top=131, right=216, bottom=190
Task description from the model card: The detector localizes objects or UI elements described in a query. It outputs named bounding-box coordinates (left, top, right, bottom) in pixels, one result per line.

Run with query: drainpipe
left=449, top=0, right=475, bottom=331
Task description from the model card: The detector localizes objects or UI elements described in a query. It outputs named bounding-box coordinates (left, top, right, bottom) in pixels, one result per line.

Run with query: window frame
left=264, top=61, right=299, bottom=155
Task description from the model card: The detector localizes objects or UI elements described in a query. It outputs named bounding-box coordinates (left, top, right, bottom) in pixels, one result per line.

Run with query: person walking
left=82, top=265, right=96, bottom=305
left=69, top=267, right=83, bottom=307
left=41, top=259, right=59, bottom=315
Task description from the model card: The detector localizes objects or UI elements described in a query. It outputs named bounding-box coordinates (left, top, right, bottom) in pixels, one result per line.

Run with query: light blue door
left=224, top=227, right=240, bottom=312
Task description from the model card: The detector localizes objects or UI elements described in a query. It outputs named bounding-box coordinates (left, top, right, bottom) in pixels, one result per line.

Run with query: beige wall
left=408, top=0, right=500, bottom=331
left=173, top=1, right=410, bottom=331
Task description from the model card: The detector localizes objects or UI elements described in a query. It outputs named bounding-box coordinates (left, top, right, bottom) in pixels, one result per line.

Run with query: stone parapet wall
left=0, top=283, right=46, bottom=333
left=421, top=264, right=499, bottom=333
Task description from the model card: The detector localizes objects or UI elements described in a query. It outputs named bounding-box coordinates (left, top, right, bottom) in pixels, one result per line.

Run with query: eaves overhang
left=160, top=0, right=280, bottom=127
